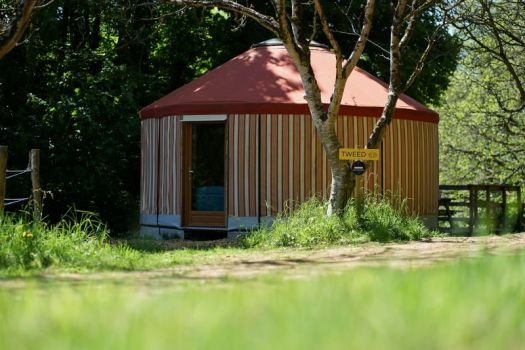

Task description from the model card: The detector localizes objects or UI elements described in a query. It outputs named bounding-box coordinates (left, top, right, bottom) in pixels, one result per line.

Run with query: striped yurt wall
left=157, top=116, right=182, bottom=216
left=140, top=118, right=160, bottom=216
left=228, top=114, right=329, bottom=217
left=382, top=118, right=439, bottom=217
left=226, top=114, right=438, bottom=219
left=142, top=113, right=438, bottom=228
left=140, top=116, right=182, bottom=218
left=227, top=114, right=383, bottom=218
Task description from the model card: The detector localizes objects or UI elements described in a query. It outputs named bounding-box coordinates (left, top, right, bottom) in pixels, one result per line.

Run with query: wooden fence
left=438, top=185, right=523, bottom=235
left=0, top=145, right=42, bottom=220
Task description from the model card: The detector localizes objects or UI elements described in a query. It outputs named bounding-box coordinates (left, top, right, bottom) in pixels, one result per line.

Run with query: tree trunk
left=328, top=160, right=355, bottom=215
left=314, top=112, right=356, bottom=215
left=275, top=0, right=375, bottom=216
left=284, top=46, right=359, bottom=215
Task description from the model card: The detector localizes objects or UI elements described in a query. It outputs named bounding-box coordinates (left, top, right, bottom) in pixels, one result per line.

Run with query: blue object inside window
left=193, top=186, right=224, bottom=211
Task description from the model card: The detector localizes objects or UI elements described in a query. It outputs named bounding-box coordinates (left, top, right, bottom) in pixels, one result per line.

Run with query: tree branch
left=403, top=16, right=446, bottom=90
left=399, top=0, right=419, bottom=51
left=0, top=0, right=38, bottom=59
left=291, top=0, right=308, bottom=50
left=318, top=0, right=376, bottom=121
left=480, top=0, right=525, bottom=109
left=342, top=0, right=376, bottom=78
left=366, top=0, right=408, bottom=149
left=313, top=0, right=342, bottom=58
left=166, top=0, right=279, bottom=35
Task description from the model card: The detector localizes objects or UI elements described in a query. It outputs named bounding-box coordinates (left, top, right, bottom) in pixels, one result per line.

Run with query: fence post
left=500, top=187, right=506, bottom=233
left=517, top=187, right=523, bottom=232
left=0, top=146, right=7, bottom=214
left=30, top=149, right=42, bottom=221
left=468, top=186, right=475, bottom=236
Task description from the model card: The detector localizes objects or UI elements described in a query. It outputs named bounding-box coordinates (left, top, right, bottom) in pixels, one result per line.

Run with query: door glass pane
left=191, top=124, right=225, bottom=211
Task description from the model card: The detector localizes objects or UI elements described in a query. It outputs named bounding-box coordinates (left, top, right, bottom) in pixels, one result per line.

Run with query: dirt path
left=3, top=234, right=525, bottom=288
left=158, top=233, right=525, bottom=280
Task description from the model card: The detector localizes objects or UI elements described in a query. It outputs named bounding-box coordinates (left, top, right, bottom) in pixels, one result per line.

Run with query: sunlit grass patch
left=244, top=193, right=435, bottom=248
left=0, top=212, right=185, bottom=275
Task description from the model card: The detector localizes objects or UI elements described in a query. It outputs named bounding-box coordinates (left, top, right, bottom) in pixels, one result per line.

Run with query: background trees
left=0, top=1, right=268, bottom=231
left=439, top=0, right=525, bottom=186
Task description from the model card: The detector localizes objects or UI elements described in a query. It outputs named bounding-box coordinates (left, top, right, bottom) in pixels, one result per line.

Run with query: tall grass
left=0, top=212, right=154, bottom=274
left=0, top=191, right=434, bottom=273
left=244, top=193, right=434, bottom=248
left=1, top=253, right=524, bottom=350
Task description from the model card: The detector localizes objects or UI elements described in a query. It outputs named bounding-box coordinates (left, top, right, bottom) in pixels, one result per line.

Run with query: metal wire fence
left=0, top=146, right=42, bottom=219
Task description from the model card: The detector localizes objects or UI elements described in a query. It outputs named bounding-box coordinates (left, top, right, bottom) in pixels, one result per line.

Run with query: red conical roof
left=140, top=44, right=438, bottom=123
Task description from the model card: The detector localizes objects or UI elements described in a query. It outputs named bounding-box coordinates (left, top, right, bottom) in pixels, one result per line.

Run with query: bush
left=243, top=193, right=434, bottom=248
left=0, top=211, right=135, bottom=272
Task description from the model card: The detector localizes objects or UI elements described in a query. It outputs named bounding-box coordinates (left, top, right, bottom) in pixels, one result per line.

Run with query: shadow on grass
left=116, top=237, right=242, bottom=253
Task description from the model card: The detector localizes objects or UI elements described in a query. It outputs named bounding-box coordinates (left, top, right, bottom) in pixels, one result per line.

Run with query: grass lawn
left=2, top=212, right=525, bottom=349
left=0, top=196, right=434, bottom=276
left=1, top=252, right=524, bottom=350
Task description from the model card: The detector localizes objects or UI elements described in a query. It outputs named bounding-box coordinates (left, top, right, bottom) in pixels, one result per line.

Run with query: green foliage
left=438, top=53, right=525, bottom=186
left=1, top=253, right=525, bottom=349
left=358, top=194, right=433, bottom=242
left=0, top=210, right=248, bottom=275
left=244, top=194, right=433, bottom=248
left=438, top=0, right=524, bottom=186
left=0, top=211, right=147, bottom=273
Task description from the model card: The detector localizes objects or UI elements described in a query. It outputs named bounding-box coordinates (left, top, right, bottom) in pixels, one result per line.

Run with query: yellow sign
left=339, top=148, right=380, bottom=161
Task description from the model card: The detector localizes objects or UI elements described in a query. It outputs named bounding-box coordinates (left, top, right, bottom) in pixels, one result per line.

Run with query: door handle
left=189, top=169, right=194, bottom=177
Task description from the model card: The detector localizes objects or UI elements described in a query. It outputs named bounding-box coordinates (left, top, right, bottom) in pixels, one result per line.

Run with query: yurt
left=139, top=39, right=439, bottom=238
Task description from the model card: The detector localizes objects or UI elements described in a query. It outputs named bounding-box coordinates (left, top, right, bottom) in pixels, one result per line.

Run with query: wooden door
left=182, top=122, right=227, bottom=227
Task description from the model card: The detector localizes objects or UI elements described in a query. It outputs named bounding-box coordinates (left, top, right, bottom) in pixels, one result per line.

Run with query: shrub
left=243, top=193, right=434, bottom=248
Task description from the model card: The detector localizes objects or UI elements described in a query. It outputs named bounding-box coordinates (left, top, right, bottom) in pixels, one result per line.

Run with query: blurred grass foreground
left=1, top=252, right=525, bottom=350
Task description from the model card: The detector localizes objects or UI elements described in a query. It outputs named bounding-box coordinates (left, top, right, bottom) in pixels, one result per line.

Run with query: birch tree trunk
left=318, top=122, right=356, bottom=215
left=277, top=0, right=374, bottom=215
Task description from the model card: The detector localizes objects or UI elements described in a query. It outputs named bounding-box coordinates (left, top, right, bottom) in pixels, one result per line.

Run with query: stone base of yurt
left=139, top=213, right=438, bottom=239
left=140, top=215, right=185, bottom=239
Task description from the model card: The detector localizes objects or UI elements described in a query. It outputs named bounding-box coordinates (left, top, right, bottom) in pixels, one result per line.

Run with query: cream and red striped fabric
left=141, top=114, right=438, bottom=220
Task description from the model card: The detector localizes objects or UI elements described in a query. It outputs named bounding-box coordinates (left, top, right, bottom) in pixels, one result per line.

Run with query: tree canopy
left=439, top=0, right=525, bottom=186
left=439, top=59, right=525, bottom=185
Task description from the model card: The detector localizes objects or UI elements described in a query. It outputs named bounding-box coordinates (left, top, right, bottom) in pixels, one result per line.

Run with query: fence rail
left=438, top=184, right=523, bottom=235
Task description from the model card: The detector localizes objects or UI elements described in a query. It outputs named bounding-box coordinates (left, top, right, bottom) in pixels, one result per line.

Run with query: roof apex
left=251, top=38, right=329, bottom=50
